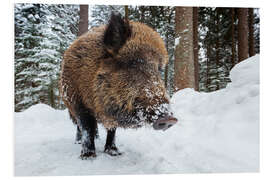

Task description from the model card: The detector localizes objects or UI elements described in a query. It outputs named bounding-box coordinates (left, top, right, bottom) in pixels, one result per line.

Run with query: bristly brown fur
left=59, top=21, right=169, bottom=129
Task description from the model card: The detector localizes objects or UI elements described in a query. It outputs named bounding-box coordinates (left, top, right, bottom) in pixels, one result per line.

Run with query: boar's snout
left=153, top=115, right=177, bottom=131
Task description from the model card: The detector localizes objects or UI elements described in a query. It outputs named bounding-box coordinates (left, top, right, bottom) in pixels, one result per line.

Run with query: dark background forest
left=14, top=4, right=260, bottom=112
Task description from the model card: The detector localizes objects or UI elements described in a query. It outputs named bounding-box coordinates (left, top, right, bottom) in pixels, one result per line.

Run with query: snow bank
left=15, top=55, right=259, bottom=176
left=170, top=54, right=259, bottom=173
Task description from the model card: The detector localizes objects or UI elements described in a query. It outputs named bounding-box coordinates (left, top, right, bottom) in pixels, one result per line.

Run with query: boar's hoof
left=104, top=146, right=122, bottom=156
left=80, top=150, right=97, bottom=159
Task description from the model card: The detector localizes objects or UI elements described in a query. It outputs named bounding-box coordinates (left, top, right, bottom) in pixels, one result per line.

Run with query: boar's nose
left=153, top=115, right=178, bottom=131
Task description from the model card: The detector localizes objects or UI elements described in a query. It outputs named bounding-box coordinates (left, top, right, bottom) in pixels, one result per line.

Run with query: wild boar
left=59, top=13, right=177, bottom=159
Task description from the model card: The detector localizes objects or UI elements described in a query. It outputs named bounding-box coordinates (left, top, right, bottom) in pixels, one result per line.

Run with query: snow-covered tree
left=15, top=4, right=79, bottom=112
left=15, top=4, right=46, bottom=111
left=198, top=8, right=236, bottom=92
left=37, top=4, right=79, bottom=109
left=90, top=5, right=124, bottom=28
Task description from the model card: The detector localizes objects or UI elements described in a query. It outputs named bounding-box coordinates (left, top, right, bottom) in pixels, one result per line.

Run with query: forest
left=14, top=4, right=260, bottom=112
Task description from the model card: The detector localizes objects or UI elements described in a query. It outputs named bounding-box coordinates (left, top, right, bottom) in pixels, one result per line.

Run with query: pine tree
left=15, top=4, right=79, bottom=111
left=15, top=4, right=47, bottom=111
left=231, top=8, right=236, bottom=68
left=40, top=4, right=79, bottom=109
left=254, top=8, right=260, bottom=54
left=198, top=7, right=233, bottom=92
left=215, top=8, right=220, bottom=90
left=248, top=8, right=255, bottom=57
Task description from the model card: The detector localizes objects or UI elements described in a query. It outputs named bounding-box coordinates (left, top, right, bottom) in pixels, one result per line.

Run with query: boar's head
left=93, top=13, right=177, bottom=130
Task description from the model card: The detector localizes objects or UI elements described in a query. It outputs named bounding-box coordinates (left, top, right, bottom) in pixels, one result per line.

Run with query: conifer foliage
left=197, top=7, right=260, bottom=92
left=15, top=4, right=79, bottom=112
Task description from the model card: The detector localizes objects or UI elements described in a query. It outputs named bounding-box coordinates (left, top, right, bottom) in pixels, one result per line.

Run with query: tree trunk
left=237, top=8, right=249, bottom=62
left=193, top=7, right=199, bottom=91
left=248, top=8, right=255, bottom=57
left=78, top=5, right=89, bottom=36
left=125, top=5, right=129, bottom=22
left=174, top=7, right=195, bottom=91
left=206, top=38, right=211, bottom=91
left=215, top=8, right=220, bottom=90
left=231, top=8, right=236, bottom=68
left=164, top=33, right=169, bottom=88
left=164, top=7, right=172, bottom=90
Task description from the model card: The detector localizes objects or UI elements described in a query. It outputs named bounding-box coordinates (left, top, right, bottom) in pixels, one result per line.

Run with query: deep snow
left=14, top=55, right=259, bottom=176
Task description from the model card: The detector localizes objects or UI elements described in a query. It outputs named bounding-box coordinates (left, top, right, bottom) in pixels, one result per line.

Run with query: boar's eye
left=97, top=74, right=104, bottom=79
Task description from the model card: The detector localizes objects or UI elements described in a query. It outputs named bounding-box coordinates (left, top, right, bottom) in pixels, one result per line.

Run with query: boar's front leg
left=75, top=125, right=99, bottom=144
left=104, top=128, right=122, bottom=156
left=78, top=116, right=97, bottom=159
left=75, top=126, right=82, bottom=144
left=75, top=102, right=97, bottom=159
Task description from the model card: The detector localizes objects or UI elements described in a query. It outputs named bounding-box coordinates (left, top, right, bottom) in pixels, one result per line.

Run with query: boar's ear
left=103, top=12, right=131, bottom=56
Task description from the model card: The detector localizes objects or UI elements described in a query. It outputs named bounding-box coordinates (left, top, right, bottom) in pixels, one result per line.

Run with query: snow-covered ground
left=14, top=55, right=259, bottom=176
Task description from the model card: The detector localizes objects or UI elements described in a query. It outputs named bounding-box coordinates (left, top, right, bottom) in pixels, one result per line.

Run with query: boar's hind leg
left=75, top=101, right=97, bottom=159
left=104, top=128, right=122, bottom=156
